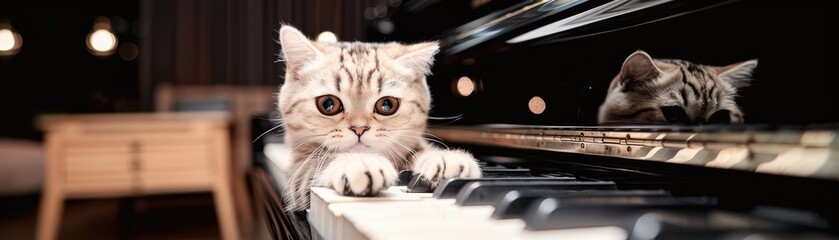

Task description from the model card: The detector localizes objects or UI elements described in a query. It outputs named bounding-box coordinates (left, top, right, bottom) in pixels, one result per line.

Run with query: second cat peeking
left=598, top=50, right=758, bottom=125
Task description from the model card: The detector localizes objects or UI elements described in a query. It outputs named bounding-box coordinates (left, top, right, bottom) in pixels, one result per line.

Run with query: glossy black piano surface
left=251, top=0, right=838, bottom=239
left=374, top=0, right=838, bottom=126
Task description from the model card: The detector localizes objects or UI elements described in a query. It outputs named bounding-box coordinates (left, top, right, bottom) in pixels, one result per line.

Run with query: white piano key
left=342, top=202, right=518, bottom=240
left=359, top=227, right=627, bottom=240
left=341, top=201, right=626, bottom=240
left=310, top=187, right=428, bottom=240
left=517, top=226, right=628, bottom=240
left=311, top=186, right=628, bottom=240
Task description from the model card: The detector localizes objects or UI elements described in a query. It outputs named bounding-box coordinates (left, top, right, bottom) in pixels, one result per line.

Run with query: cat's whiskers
left=280, top=134, right=326, bottom=210
left=418, top=133, right=450, bottom=148
left=426, top=114, right=463, bottom=120
left=389, top=130, right=450, bottom=149
left=388, top=132, right=444, bottom=147
left=425, top=115, right=464, bottom=127
left=302, top=144, right=332, bottom=203
left=381, top=135, right=415, bottom=153
left=252, top=123, right=285, bottom=143
left=381, top=136, right=418, bottom=166
left=312, top=143, right=335, bottom=181
left=389, top=134, right=449, bottom=149
left=284, top=145, right=324, bottom=211
left=267, top=133, right=324, bottom=171
left=381, top=143, right=411, bottom=168
left=282, top=134, right=327, bottom=155
left=308, top=144, right=327, bottom=174
left=251, top=116, right=286, bottom=142
left=387, top=127, right=425, bottom=131
left=385, top=139, right=415, bottom=167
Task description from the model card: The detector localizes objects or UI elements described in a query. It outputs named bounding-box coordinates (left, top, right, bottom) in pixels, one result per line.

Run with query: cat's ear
left=279, top=25, right=321, bottom=75
left=619, top=50, right=662, bottom=83
left=394, top=41, right=440, bottom=76
left=716, top=59, right=758, bottom=89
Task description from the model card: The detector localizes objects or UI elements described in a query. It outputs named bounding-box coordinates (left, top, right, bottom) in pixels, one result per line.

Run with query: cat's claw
left=340, top=171, right=387, bottom=196
left=316, top=153, right=398, bottom=196
left=412, top=149, right=481, bottom=189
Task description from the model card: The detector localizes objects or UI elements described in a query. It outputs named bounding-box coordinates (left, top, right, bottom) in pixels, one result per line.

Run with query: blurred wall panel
left=139, top=0, right=374, bottom=110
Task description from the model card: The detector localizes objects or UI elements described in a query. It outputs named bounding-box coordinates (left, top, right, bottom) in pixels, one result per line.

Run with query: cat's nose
left=350, top=126, right=370, bottom=136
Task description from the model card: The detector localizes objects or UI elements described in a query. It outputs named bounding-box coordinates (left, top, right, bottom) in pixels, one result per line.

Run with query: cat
left=598, top=50, right=758, bottom=125
left=275, top=25, right=482, bottom=211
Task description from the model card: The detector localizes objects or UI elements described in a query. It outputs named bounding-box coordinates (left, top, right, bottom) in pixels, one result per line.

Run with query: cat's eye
left=707, top=110, right=732, bottom=124
left=659, top=106, right=691, bottom=124
left=316, top=95, right=343, bottom=116
left=375, top=96, right=400, bottom=116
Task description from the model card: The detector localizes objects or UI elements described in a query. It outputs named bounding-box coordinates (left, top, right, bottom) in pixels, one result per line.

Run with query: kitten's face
left=598, top=51, right=758, bottom=125
left=277, top=26, right=438, bottom=157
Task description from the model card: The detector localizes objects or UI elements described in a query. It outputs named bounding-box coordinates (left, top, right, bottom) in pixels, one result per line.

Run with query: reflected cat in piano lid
left=598, top=50, right=758, bottom=125
left=276, top=25, right=482, bottom=211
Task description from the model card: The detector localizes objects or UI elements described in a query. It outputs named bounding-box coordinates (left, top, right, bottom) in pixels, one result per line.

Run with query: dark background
left=3, top=0, right=838, bottom=142
left=1, top=0, right=141, bottom=139
left=0, top=0, right=383, bottom=140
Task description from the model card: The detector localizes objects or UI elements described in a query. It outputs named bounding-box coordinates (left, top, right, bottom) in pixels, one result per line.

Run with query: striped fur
left=598, top=50, right=758, bottom=125
left=276, top=25, right=480, bottom=211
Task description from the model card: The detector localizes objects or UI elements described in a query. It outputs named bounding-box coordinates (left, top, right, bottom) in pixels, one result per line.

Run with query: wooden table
left=36, top=112, right=240, bottom=240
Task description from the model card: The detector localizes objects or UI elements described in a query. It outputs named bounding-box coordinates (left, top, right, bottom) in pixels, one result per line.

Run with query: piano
left=250, top=0, right=839, bottom=239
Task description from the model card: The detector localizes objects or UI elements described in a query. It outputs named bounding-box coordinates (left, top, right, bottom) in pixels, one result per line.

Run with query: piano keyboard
left=309, top=186, right=630, bottom=240
left=306, top=161, right=836, bottom=240
left=257, top=130, right=838, bottom=240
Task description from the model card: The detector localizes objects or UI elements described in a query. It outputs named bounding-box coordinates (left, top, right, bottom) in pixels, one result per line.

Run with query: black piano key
left=492, top=189, right=671, bottom=219
left=395, top=170, right=414, bottom=186
left=524, top=196, right=718, bottom=231
left=406, top=172, right=433, bottom=193
left=632, top=228, right=738, bottom=240
left=628, top=211, right=823, bottom=240
left=433, top=177, right=577, bottom=199
left=455, top=181, right=618, bottom=206
left=407, top=161, right=539, bottom=193
left=748, top=206, right=833, bottom=230
left=479, top=162, right=533, bottom=177
left=481, top=167, right=533, bottom=177
left=717, top=231, right=839, bottom=240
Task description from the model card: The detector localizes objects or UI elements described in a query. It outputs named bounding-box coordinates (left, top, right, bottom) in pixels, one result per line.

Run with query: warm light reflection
left=316, top=31, right=338, bottom=43
left=87, top=17, right=118, bottom=56
left=88, top=29, right=117, bottom=53
left=0, top=27, right=22, bottom=56
left=118, top=42, right=139, bottom=61
left=456, top=76, right=475, bottom=97
left=0, top=29, right=15, bottom=51
left=529, top=96, right=546, bottom=114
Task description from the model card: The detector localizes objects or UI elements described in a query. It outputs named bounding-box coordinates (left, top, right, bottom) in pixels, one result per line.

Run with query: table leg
left=37, top=188, right=64, bottom=240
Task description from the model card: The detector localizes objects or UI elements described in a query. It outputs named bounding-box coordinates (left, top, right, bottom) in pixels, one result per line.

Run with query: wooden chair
left=155, top=83, right=279, bottom=239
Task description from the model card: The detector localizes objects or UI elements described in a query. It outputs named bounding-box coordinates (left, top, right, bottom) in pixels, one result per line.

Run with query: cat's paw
left=412, top=149, right=481, bottom=188
left=315, top=153, right=398, bottom=196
